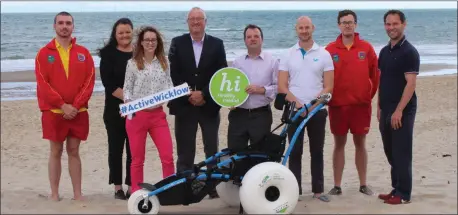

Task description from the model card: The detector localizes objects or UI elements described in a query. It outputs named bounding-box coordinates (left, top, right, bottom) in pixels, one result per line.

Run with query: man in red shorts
left=35, top=11, right=95, bottom=201
left=325, top=10, right=379, bottom=196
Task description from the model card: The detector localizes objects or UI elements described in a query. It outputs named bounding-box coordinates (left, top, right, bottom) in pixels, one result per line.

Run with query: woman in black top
left=98, top=18, right=134, bottom=200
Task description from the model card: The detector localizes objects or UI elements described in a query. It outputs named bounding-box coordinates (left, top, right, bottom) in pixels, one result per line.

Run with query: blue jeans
left=379, top=107, right=416, bottom=201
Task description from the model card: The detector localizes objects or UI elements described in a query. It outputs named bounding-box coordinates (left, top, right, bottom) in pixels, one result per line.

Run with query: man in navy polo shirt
left=377, top=9, right=420, bottom=205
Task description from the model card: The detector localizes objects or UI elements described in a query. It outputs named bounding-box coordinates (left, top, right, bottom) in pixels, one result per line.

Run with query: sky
left=1, top=1, right=456, bottom=13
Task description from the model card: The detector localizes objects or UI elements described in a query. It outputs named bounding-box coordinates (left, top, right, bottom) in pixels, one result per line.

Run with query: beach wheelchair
left=127, top=93, right=332, bottom=214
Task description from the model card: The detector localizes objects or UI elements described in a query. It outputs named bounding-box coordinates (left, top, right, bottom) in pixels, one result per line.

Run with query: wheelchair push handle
left=294, top=93, right=332, bottom=114
left=275, top=93, right=332, bottom=124
left=274, top=93, right=332, bottom=110
left=309, top=93, right=332, bottom=106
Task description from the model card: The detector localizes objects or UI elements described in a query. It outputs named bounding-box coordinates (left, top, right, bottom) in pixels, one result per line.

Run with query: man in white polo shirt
left=278, top=16, right=334, bottom=202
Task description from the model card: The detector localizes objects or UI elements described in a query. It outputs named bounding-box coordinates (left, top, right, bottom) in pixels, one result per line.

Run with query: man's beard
left=57, top=30, right=71, bottom=38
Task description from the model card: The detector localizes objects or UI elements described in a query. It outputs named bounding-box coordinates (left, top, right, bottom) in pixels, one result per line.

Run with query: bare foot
left=72, top=195, right=86, bottom=201
left=38, top=194, right=61, bottom=201
left=50, top=195, right=61, bottom=201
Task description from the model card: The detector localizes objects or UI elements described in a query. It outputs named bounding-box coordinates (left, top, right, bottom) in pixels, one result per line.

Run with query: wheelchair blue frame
left=138, top=94, right=331, bottom=202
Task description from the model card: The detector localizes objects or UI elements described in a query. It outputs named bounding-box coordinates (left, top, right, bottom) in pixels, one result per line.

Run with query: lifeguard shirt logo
left=358, top=51, right=366, bottom=60
left=77, top=53, right=86, bottom=62
left=332, top=54, right=339, bottom=62
left=47, top=55, right=55, bottom=63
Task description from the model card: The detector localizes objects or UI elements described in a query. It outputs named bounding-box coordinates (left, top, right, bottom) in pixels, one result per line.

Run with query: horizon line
left=1, top=8, right=455, bottom=14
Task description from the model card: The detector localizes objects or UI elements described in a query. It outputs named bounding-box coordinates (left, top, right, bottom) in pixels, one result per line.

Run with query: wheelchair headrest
left=274, top=93, right=287, bottom=110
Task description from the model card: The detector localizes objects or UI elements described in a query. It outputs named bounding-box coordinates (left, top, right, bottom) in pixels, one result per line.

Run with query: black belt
left=234, top=105, right=270, bottom=112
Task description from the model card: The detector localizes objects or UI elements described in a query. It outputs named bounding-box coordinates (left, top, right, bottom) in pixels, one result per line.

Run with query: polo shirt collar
left=294, top=41, right=320, bottom=58
left=52, top=37, right=75, bottom=50
left=55, top=39, right=73, bottom=49
left=294, top=41, right=320, bottom=52
left=388, top=35, right=407, bottom=50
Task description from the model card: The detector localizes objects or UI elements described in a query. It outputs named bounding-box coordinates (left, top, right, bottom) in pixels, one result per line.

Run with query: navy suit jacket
left=167, top=33, right=228, bottom=117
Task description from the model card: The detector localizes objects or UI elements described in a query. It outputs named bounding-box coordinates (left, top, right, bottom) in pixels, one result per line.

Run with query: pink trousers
left=126, top=107, right=175, bottom=192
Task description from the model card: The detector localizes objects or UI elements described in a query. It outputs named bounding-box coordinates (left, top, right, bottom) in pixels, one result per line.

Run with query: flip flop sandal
left=313, top=194, right=330, bottom=202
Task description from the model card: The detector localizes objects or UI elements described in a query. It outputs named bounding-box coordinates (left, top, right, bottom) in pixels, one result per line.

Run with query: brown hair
left=54, top=11, right=73, bottom=24
left=384, top=9, right=406, bottom=24
left=337, top=9, right=357, bottom=24
left=243, top=24, right=263, bottom=40
left=133, top=26, right=168, bottom=71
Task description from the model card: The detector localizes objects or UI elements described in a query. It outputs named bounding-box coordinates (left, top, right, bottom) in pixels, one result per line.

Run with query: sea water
left=1, top=9, right=456, bottom=100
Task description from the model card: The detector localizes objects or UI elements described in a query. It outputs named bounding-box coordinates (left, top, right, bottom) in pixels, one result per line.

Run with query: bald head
left=296, top=16, right=313, bottom=26
left=295, top=16, right=314, bottom=42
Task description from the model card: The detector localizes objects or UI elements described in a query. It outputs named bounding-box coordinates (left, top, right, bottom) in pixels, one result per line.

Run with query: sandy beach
left=1, top=71, right=457, bottom=214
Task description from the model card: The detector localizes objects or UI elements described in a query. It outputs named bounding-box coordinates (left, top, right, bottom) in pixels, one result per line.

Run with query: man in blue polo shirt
left=377, top=9, right=420, bottom=205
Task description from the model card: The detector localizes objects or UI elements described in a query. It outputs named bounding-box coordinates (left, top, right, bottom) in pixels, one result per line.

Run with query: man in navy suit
left=167, top=7, right=228, bottom=199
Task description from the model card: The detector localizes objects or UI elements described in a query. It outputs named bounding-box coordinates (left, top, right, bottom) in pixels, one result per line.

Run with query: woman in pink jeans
left=123, top=26, right=175, bottom=193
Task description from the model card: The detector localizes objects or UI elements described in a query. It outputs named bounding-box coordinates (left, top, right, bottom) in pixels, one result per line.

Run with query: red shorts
left=41, top=111, right=89, bottom=142
left=328, top=104, right=371, bottom=135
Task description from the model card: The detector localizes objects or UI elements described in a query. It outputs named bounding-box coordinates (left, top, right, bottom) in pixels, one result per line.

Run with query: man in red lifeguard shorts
left=325, top=10, right=380, bottom=196
left=35, top=11, right=95, bottom=201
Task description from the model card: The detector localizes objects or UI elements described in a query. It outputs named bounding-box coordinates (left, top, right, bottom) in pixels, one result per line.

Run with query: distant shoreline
left=0, top=61, right=233, bottom=83
left=1, top=62, right=455, bottom=83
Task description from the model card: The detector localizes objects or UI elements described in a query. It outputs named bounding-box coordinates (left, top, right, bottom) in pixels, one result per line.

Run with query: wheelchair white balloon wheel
left=239, top=162, right=299, bottom=214
left=127, top=189, right=160, bottom=214
left=216, top=180, right=241, bottom=207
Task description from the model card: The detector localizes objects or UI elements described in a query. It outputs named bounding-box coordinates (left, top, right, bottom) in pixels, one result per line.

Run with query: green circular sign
left=209, top=67, right=250, bottom=108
